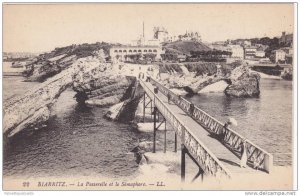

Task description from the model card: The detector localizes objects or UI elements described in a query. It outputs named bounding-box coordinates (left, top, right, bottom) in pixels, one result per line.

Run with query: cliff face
left=3, top=56, right=133, bottom=137
left=225, top=65, right=260, bottom=98
left=72, top=65, right=135, bottom=107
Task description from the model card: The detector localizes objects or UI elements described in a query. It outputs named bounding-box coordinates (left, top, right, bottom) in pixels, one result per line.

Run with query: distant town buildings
left=178, top=31, right=201, bottom=42
left=244, top=47, right=257, bottom=59
left=255, top=50, right=265, bottom=58
left=279, top=32, right=293, bottom=46
left=153, top=26, right=169, bottom=43
left=227, top=45, right=244, bottom=59
left=153, top=27, right=202, bottom=43
left=272, top=49, right=286, bottom=63
left=109, top=46, right=163, bottom=63
left=110, top=23, right=164, bottom=63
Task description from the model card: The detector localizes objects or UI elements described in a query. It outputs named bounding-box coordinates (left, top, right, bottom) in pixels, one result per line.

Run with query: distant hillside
left=163, top=40, right=211, bottom=56
left=3, top=52, right=39, bottom=62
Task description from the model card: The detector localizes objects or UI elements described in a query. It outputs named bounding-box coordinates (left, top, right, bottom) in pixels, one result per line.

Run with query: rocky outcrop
left=4, top=63, right=74, bottom=137
left=199, top=80, right=229, bottom=93
left=105, top=101, right=126, bottom=120
left=72, top=64, right=135, bottom=107
left=157, top=63, right=226, bottom=95
left=156, top=62, right=259, bottom=98
left=3, top=56, right=133, bottom=137
left=23, top=42, right=114, bottom=82
left=225, top=65, right=260, bottom=98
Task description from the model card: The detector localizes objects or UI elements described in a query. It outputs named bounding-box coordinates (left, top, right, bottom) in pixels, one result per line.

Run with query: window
left=114, top=50, right=118, bottom=52
left=123, top=50, right=127, bottom=52
left=138, top=50, right=142, bottom=52
left=149, top=49, right=152, bottom=52
left=129, top=50, right=132, bottom=52
left=153, top=49, right=157, bottom=52
left=119, top=50, right=122, bottom=52
left=133, top=50, right=137, bottom=52
left=144, top=50, right=148, bottom=52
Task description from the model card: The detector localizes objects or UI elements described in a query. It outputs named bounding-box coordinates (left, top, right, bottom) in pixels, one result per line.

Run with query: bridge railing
left=140, top=79, right=232, bottom=178
left=149, top=77, right=273, bottom=173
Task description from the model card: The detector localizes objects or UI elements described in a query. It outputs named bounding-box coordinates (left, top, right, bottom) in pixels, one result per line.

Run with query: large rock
left=4, top=62, right=75, bottom=137
left=157, top=63, right=226, bottom=95
left=3, top=56, right=132, bottom=137
left=199, top=80, right=229, bottom=93
left=225, top=65, right=260, bottom=98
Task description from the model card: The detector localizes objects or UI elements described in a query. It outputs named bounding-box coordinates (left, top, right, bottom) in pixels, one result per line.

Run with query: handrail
left=149, top=77, right=273, bottom=173
left=140, top=79, right=232, bottom=178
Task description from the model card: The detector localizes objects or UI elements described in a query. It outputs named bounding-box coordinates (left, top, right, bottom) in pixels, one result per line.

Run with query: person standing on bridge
left=189, top=103, right=195, bottom=116
left=146, top=76, right=150, bottom=82
left=240, top=139, right=248, bottom=168
left=167, top=92, right=171, bottom=104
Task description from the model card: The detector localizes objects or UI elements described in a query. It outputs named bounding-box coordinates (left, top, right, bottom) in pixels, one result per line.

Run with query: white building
left=109, top=46, right=164, bottom=62
left=243, top=40, right=251, bottom=47
left=273, top=49, right=286, bottom=63
left=227, top=45, right=244, bottom=59
left=179, top=31, right=201, bottom=42
left=153, top=26, right=169, bottom=43
left=244, top=47, right=257, bottom=59
left=255, top=50, right=265, bottom=58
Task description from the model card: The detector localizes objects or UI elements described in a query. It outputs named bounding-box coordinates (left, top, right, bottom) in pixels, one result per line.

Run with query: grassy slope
left=163, top=40, right=211, bottom=55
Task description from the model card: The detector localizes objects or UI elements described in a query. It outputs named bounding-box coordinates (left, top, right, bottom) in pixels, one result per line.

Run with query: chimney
left=282, top=31, right=286, bottom=36
left=143, top=22, right=145, bottom=38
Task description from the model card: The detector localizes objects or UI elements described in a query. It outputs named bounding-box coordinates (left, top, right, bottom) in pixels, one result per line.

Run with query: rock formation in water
left=157, top=62, right=231, bottom=94
left=3, top=56, right=134, bottom=138
left=156, top=62, right=259, bottom=98
left=225, top=65, right=260, bottom=98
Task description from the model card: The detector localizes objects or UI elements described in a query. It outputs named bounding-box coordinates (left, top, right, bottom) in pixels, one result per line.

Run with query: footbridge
left=139, top=77, right=273, bottom=181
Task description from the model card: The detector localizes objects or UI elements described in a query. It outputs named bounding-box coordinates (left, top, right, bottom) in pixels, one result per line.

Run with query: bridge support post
left=143, top=93, right=146, bottom=122
left=181, top=144, right=186, bottom=182
left=150, top=101, right=153, bottom=120
left=153, top=106, right=157, bottom=153
left=143, top=93, right=145, bottom=122
left=174, top=133, right=177, bottom=152
left=164, top=120, right=167, bottom=153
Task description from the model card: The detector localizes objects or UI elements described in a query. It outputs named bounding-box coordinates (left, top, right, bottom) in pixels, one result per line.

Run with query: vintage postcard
left=2, top=3, right=296, bottom=191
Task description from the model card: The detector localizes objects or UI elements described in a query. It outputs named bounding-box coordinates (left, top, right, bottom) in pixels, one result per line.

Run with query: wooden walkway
left=141, top=80, right=269, bottom=177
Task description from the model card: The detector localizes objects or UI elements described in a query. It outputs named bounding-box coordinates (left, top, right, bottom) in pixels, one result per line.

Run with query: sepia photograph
left=2, top=2, right=296, bottom=191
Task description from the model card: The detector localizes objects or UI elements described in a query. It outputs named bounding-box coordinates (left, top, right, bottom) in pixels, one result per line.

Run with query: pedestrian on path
left=189, top=103, right=195, bottom=116
left=167, top=93, right=171, bottom=104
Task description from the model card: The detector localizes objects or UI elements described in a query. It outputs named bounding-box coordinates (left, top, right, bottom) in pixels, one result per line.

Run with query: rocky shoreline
left=4, top=55, right=261, bottom=139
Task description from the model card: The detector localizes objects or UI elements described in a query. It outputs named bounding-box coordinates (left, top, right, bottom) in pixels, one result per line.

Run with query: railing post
left=264, top=154, right=273, bottom=173
left=181, top=144, right=186, bottom=182
left=153, top=106, right=157, bottom=153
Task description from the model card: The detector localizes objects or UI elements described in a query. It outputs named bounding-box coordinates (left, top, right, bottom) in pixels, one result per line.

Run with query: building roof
left=111, top=45, right=161, bottom=49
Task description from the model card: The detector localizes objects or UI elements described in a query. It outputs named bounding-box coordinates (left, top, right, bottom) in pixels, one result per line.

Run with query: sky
left=3, top=3, right=294, bottom=53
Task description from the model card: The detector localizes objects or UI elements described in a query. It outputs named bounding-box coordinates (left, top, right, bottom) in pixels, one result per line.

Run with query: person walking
left=189, top=103, right=195, bottom=116
left=167, top=93, right=171, bottom=104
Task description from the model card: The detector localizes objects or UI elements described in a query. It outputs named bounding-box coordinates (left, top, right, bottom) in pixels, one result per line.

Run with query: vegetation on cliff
left=158, top=61, right=241, bottom=77
left=163, top=40, right=211, bottom=56
left=23, top=42, right=120, bottom=82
